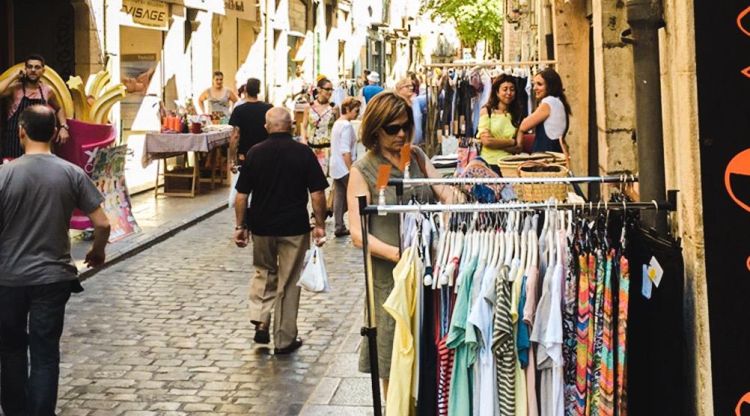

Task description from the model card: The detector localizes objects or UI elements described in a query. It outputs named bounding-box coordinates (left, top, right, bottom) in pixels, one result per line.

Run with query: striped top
left=492, top=265, right=515, bottom=415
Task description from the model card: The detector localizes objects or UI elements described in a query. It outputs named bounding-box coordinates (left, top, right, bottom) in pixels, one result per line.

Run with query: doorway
left=9, top=0, right=75, bottom=80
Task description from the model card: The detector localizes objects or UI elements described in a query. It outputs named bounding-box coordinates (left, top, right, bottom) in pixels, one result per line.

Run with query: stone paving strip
left=53, top=211, right=365, bottom=415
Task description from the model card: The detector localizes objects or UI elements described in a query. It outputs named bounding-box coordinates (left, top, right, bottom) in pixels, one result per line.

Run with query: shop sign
left=224, top=0, right=255, bottom=22
left=695, top=1, right=750, bottom=414
left=121, top=0, right=169, bottom=29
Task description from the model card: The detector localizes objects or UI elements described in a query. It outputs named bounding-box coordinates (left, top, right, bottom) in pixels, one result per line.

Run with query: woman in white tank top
left=519, top=68, right=572, bottom=159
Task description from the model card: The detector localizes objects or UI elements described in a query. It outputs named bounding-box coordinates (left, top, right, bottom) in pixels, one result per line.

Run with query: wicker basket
left=516, top=161, right=570, bottom=202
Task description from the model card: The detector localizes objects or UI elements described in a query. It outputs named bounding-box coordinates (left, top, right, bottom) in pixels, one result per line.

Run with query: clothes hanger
left=546, top=211, right=557, bottom=267
left=485, top=226, right=495, bottom=264
left=530, top=222, right=538, bottom=269
left=456, top=226, right=472, bottom=289
left=422, top=216, right=435, bottom=286
left=518, top=216, right=528, bottom=279
left=447, top=220, right=466, bottom=288
left=488, top=214, right=501, bottom=269
left=439, top=213, right=461, bottom=288
left=434, top=214, right=451, bottom=288
left=497, top=225, right=506, bottom=270
left=540, top=202, right=550, bottom=246
left=512, top=211, right=522, bottom=267
left=503, top=212, right=515, bottom=268
left=555, top=215, right=563, bottom=266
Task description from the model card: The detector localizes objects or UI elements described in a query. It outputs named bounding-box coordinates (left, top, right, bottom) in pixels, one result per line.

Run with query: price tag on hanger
left=648, top=256, right=664, bottom=288
left=641, top=264, right=653, bottom=299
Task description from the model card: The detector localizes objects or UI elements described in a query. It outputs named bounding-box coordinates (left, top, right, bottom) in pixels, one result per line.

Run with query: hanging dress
left=383, top=245, right=422, bottom=416
left=2, top=83, right=50, bottom=161
left=531, top=234, right=565, bottom=416
left=492, top=265, right=516, bottom=416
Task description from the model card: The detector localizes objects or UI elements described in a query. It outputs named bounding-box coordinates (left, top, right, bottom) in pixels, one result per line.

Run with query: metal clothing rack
left=355, top=175, right=676, bottom=415
left=363, top=191, right=678, bottom=215
left=387, top=174, right=639, bottom=197
left=422, top=59, right=557, bottom=69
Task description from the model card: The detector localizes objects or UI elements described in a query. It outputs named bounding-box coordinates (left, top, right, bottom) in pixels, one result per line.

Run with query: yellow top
left=477, top=112, right=517, bottom=166
left=383, top=246, right=421, bottom=416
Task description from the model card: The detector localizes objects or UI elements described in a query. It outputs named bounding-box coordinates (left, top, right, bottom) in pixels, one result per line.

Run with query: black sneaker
left=334, top=229, right=350, bottom=237
left=253, top=323, right=270, bottom=344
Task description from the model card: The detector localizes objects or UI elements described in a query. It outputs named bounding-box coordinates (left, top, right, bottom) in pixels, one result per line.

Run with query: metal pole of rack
left=357, top=196, right=382, bottom=416
left=395, top=182, right=404, bottom=256
left=362, top=190, right=678, bottom=215
left=387, top=175, right=639, bottom=186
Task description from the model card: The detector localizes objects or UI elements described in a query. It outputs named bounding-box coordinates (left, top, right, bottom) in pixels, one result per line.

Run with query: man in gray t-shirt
left=0, top=105, right=111, bottom=415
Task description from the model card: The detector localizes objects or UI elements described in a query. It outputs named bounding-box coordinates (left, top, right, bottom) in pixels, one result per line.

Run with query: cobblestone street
left=52, top=210, right=365, bottom=415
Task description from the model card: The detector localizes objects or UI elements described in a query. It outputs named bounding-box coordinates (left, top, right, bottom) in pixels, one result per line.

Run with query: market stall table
left=143, top=129, right=231, bottom=197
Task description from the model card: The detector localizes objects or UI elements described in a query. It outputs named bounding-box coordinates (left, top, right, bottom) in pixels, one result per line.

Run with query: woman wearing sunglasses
left=301, top=77, right=339, bottom=174
left=347, top=92, right=453, bottom=409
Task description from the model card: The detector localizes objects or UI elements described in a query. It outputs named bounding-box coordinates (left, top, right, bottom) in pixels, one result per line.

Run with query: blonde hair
left=395, top=78, right=413, bottom=90
left=359, top=92, right=413, bottom=150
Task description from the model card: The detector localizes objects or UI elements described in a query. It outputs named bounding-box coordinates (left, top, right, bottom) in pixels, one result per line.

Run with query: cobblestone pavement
left=50, top=210, right=364, bottom=416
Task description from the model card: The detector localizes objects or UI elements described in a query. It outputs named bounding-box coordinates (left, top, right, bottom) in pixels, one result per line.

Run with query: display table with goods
left=143, top=124, right=232, bottom=197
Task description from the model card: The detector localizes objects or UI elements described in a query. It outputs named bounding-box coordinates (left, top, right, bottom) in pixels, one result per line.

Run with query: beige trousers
left=249, top=233, right=310, bottom=348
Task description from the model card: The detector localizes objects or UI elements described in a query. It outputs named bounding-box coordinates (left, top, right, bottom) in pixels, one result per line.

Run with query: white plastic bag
left=228, top=172, right=251, bottom=208
left=297, top=246, right=330, bottom=293
left=228, top=172, right=239, bottom=208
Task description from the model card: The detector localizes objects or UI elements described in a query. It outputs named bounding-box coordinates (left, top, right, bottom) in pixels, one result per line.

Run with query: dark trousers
left=333, top=174, right=349, bottom=233
left=0, top=281, right=72, bottom=416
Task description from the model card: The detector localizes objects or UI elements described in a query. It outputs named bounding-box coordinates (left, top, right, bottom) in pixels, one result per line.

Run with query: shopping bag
left=228, top=172, right=239, bottom=208
left=228, top=171, right=251, bottom=208
left=297, top=246, right=330, bottom=293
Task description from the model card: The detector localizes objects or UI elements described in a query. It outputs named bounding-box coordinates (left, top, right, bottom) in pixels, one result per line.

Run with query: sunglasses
left=320, top=87, right=333, bottom=91
left=382, top=122, right=412, bottom=135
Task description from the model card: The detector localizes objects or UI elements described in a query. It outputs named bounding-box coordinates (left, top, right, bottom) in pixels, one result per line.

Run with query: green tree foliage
left=424, top=0, right=503, bottom=57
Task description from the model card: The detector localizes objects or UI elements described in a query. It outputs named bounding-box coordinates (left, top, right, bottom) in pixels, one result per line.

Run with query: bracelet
left=234, top=225, right=246, bottom=230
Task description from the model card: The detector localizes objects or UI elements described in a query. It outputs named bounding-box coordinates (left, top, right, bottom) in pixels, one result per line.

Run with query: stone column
left=659, top=1, right=712, bottom=414
left=72, top=0, right=104, bottom=81
left=591, top=0, right=637, bottom=181
left=553, top=0, right=589, bottom=180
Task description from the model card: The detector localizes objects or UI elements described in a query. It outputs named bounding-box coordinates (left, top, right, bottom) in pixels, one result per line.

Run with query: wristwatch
left=59, top=124, right=69, bottom=131
left=234, top=224, right=246, bottom=230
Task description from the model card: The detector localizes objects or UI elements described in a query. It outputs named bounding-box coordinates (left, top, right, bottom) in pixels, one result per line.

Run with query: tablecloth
left=142, top=130, right=231, bottom=167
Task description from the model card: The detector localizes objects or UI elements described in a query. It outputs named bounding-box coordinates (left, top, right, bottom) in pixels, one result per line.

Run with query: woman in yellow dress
left=476, top=74, right=523, bottom=175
